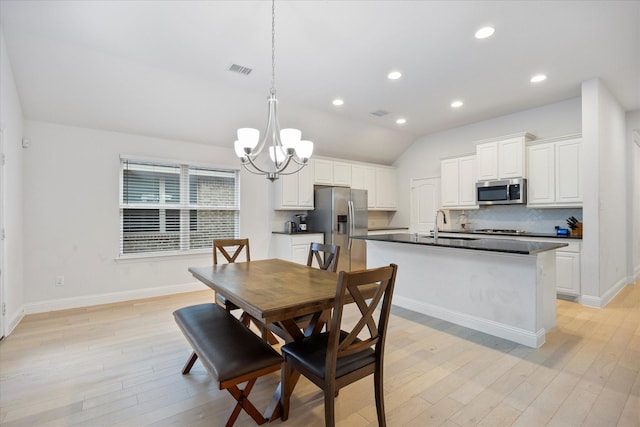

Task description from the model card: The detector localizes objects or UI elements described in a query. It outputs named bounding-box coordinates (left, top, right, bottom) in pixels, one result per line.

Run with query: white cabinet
left=351, top=164, right=376, bottom=209
left=440, top=155, right=477, bottom=209
left=476, top=133, right=534, bottom=181
left=374, top=167, right=398, bottom=210
left=313, top=158, right=351, bottom=187
left=527, top=136, right=582, bottom=207
left=556, top=242, right=581, bottom=296
left=272, top=162, right=314, bottom=210
left=555, top=138, right=582, bottom=204
left=476, top=142, right=499, bottom=181
left=271, top=233, right=324, bottom=266
left=333, top=162, right=352, bottom=187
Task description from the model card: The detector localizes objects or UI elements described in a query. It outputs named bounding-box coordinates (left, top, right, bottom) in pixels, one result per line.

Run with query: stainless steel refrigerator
left=307, top=187, right=368, bottom=272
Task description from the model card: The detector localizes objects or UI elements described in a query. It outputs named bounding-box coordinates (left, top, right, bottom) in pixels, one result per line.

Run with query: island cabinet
left=351, top=164, right=398, bottom=211
left=476, top=133, right=535, bottom=181
left=313, top=158, right=351, bottom=187
left=440, top=154, right=477, bottom=209
left=272, top=161, right=314, bottom=210
left=527, top=135, right=582, bottom=207
left=271, top=232, right=324, bottom=265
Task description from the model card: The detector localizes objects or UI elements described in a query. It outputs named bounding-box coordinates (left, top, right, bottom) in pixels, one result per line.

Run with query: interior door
left=410, top=177, right=440, bottom=234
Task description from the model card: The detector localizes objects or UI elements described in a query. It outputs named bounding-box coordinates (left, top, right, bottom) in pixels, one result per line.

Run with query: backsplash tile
left=446, top=205, right=583, bottom=234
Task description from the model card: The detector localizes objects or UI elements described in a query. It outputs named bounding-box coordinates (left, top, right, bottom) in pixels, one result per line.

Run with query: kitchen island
left=353, top=233, right=567, bottom=347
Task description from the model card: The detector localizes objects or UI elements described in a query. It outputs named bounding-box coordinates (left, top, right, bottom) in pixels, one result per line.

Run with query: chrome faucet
left=433, top=209, right=447, bottom=239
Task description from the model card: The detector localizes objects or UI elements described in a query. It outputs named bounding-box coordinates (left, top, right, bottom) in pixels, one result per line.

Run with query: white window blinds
left=120, top=159, right=239, bottom=256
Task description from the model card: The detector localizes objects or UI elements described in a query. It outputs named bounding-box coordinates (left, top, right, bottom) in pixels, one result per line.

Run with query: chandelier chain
left=271, top=0, right=276, bottom=95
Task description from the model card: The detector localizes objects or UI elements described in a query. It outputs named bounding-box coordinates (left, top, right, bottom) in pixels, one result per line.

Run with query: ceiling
left=1, top=1, right=639, bottom=165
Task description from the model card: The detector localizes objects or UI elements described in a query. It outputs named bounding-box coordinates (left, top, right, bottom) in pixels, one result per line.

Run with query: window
left=120, top=158, right=239, bottom=256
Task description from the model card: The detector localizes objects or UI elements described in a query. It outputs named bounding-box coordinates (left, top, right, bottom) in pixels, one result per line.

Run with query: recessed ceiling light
left=530, top=74, right=547, bottom=83
left=332, top=99, right=344, bottom=106
left=387, top=71, right=402, bottom=80
left=475, top=26, right=495, bottom=39
left=396, top=118, right=407, bottom=125
left=451, top=100, right=464, bottom=108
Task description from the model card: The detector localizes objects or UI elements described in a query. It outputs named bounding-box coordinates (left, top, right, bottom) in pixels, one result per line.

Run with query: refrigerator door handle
left=348, top=200, right=354, bottom=251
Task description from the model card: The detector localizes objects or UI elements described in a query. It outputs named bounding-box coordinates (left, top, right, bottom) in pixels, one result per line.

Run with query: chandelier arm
left=278, top=162, right=308, bottom=176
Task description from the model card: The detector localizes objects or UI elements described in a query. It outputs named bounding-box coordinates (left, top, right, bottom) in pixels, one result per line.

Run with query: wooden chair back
left=280, top=263, right=398, bottom=426
left=327, top=263, right=397, bottom=371
left=213, top=238, right=250, bottom=265
left=306, top=242, right=340, bottom=273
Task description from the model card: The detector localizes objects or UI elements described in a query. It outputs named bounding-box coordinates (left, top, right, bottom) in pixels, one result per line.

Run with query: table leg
left=264, top=309, right=330, bottom=422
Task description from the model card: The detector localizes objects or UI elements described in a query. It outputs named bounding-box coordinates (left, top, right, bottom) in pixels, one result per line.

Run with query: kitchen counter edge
left=352, top=233, right=568, bottom=255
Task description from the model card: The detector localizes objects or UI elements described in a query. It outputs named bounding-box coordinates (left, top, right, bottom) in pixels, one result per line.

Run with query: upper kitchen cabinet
left=313, top=158, right=351, bottom=187
left=476, top=133, right=535, bottom=181
left=352, top=164, right=398, bottom=210
left=272, top=161, right=314, bottom=210
left=527, top=135, right=582, bottom=207
left=441, top=154, right=477, bottom=209
left=351, top=164, right=376, bottom=208
left=374, top=166, right=398, bottom=210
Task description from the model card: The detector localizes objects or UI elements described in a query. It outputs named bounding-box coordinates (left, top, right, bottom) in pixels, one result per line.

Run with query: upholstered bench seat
left=174, top=303, right=282, bottom=426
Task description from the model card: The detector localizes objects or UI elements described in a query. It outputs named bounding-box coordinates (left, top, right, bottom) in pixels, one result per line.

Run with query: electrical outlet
left=55, top=276, right=64, bottom=287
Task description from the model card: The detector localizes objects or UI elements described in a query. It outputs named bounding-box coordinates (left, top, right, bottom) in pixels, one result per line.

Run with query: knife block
left=571, top=222, right=583, bottom=237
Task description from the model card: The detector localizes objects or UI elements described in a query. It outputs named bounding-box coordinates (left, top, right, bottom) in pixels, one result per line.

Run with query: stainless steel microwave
left=476, top=178, right=527, bottom=205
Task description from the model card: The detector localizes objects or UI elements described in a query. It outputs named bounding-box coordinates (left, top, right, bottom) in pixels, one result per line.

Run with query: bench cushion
left=174, top=303, right=282, bottom=385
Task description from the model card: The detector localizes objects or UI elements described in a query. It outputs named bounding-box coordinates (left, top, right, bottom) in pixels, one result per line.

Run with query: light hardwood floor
left=1, top=281, right=638, bottom=427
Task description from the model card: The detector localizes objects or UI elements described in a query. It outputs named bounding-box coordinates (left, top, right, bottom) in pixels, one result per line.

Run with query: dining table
left=188, top=258, right=346, bottom=421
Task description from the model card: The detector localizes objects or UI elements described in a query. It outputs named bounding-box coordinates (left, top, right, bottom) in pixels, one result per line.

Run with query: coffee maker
left=295, top=214, right=308, bottom=232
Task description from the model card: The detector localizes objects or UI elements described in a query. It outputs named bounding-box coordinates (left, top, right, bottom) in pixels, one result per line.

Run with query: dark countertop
left=368, top=227, right=409, bottom=231
left=439, top=230, right=582, bottom=240
left=352, top=233, right=568, bottom=255
left=271, top=231, right=324, bottom=235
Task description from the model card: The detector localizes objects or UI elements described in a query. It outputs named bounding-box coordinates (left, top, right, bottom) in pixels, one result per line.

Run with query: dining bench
left=173, top=303, right=282, bottom=426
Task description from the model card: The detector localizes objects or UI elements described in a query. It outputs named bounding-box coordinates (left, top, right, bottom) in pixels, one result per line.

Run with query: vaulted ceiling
left=1, top=1, right=639, bottom=164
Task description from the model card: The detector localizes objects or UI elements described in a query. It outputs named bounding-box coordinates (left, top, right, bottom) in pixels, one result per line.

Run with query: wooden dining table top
left=188, top=258, right=341, bottom=325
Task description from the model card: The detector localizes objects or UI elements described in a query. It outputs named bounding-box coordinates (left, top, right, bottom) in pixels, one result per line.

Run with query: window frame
left=118, top=155, right=241, bottom=259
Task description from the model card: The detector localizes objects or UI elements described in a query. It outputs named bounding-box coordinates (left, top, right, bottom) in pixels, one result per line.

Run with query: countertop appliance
left=295, top=214, right=308, bottom=232
left=476, top=178, right=527, bottom=205
left=307, top=187, right=368, bottom=272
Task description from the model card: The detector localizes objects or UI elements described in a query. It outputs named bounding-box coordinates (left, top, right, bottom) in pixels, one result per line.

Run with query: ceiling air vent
left=228, top=64, right=253, bottom=76
left=370, top=110, right=390, bottom=117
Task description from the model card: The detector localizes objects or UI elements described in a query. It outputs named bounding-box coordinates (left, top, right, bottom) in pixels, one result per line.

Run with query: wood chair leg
left=182, top=351, right=198, bottom=374
left=324, top=386, right=336, bottom=427
left=374, top=369, right=386, bottom=427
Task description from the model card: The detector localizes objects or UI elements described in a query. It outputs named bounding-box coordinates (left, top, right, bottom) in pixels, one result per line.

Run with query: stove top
left=474, top=229, right=527, bottom=235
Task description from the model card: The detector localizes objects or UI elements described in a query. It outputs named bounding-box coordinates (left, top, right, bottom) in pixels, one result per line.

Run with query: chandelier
left=234, top=0, right=313, bottom=182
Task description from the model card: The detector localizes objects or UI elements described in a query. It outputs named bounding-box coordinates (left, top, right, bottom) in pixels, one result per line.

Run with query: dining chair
left=307, top=242, right=340, bottom=272
left=212, top=238, right=250, bottom=312
left=294, top=242, right=341, bottom=333
left=213, top=238, right=279, bottom=346
left=280, top=263, right=398, bottom=427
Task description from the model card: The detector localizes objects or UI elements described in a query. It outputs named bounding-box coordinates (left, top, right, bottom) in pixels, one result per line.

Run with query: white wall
left=627, top=110, right=640, bottom=281
left=390, top=97, right=582, bottom=228
left=0, top=28, right=25, bottom=335
left=22, top=121, right=272, bottom=312
left=581, top=79, right=629, bottom=306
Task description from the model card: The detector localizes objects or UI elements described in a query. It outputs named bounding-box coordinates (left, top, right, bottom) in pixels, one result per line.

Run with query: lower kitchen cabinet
left=271, top=233, right=324, bottom=265
left=555, top=241, right=581, bottom=296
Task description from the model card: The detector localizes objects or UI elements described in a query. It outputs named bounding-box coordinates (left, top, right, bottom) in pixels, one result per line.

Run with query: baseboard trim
left=579, top=277, right=631, bottom=308
left=4, top=306, right=26, bottom=337
left=23, top=282, right=207, bottom=315
left=392, top=295, right=545, bottom=348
